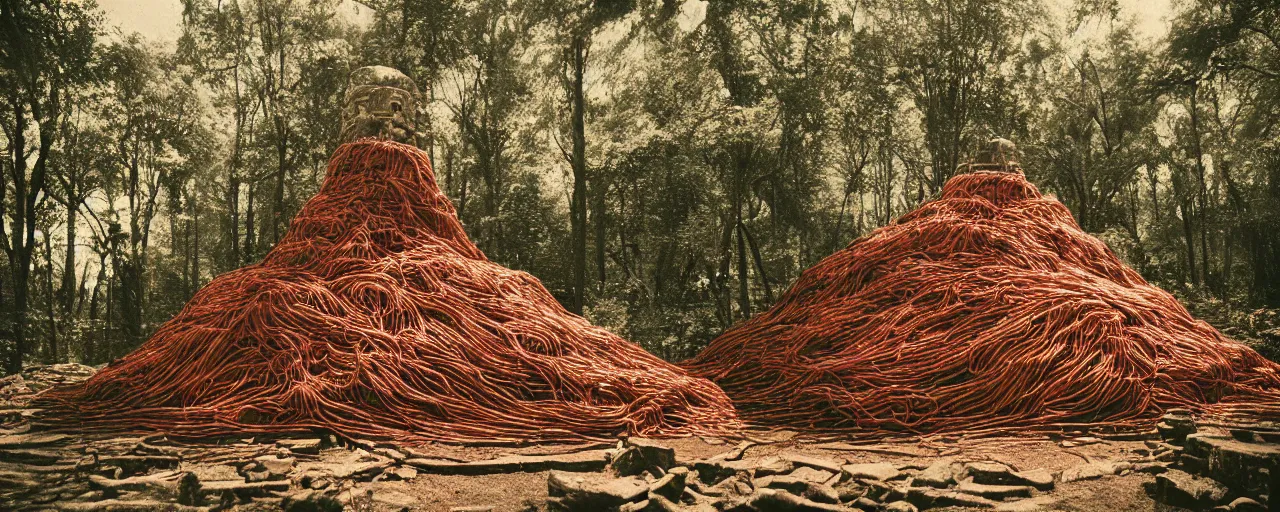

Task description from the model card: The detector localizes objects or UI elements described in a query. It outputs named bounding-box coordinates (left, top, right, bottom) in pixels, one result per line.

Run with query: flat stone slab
left=0, top=434, right=68, bottom=448
left=955, top=481, right=1034, bottom=500
left=547, top=470, right=646, bottom=509
left=406, top=449, right=610, bottom=475
left=783, top=454, right=843, bottom=474
left=200, top=479, right=291, bottom=500
left=1154, top=469, right=1228, bottom=510
left=276, top=439, right=322, bottom=455
left=912, top=461, right=960, bottom=488
left=906, top=487, right=998, bottom=509
left=842, top=462, right=900, bottom=481
left=1185, top=433, right=1280, bottom=493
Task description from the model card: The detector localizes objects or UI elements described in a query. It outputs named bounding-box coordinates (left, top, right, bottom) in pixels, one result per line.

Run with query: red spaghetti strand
left=38, top=140, right=738, bottom=443
left=684, top=169, right=1280, bottom=436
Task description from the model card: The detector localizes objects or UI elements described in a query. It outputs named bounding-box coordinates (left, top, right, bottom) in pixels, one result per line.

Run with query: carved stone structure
left=978, top=137, right=1019, bottom=167
left=340, top=66, right=419, bottom=144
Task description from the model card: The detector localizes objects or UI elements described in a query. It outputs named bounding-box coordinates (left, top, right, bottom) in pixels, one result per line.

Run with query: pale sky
left=98, top=0, right=1174, bottom=44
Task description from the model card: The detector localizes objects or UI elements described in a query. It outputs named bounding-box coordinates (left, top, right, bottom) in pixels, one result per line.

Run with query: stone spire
left=977, top=138, right=1019, bottom=170
left=340, top=66, right=419, bottom=144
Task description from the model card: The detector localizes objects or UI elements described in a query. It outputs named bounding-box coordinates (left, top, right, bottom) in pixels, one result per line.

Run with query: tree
left=881, top=0, right=1040, bottom=192
left=0, top=0, right=99, bottom=373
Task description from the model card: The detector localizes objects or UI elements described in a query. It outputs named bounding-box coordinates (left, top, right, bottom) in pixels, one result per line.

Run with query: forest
left=2, top=0, right=1279, bottom=374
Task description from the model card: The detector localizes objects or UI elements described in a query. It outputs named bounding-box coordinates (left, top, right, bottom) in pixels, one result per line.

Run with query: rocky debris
left=200, top=479, right=291, bottom=502
left=276, top=438, right=322, bottom=455
left=1153, top=469, right=1228, bottom=510
left=783, top=454, right=843, bottom=475
left=953, top=482, right=1033, bottom=500
left=547, top=470, right=647, bottom=510
left=281, top=490, right=343, bottom=512
left=377, top=465, right=418, bottom=481
left=883, top=501, right=918, bottom=512
left=1009, top=469, right=1054, bottom=491
left=1058, top=460, right=1131, bottom=483
left=649, top=466, right=688, bottom=501
left=1217, top=497, right=1266, bottom=512
left=87, top=470, right=185, bottom=498
left=1184, top=432, right=1280, bottom=495
left=756, top=475, right=840, bottom=504
left=96, top=455, right=181, bottom=476
left=1157, top=410, right=1197, bottom=445
left=693, top=458, right=761, bottom=485
left=407, top=449, right=611, bottom=475
left=613, top=438, right=677, bottom=476
left=1145, top=417, right=1280, bottom=511
left=4, top=366, right=1264, bottom=512
left=911, top=461, right=960, bottom=488
left=0, top=433, right=68, bottom=448
left=789, top=466, right=837, bottom=484
left=841, top=462, right=900, bottom=481
left=0, top=448, right=63, bottom=465
left=738, top=488, right=853, bottom=511
left=905, top=487, right=998, bottom=509
left=711, top=441, right=757, bottom=462
left=450, top=506, right=497, bottom=512
left=239, top=454, right=294, bottom=481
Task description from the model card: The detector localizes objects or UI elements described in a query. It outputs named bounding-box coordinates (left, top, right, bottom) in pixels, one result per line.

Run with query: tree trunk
left=594, top=174, right=607, bottom=292
left=735, top=211, right=750, bottom=319
left=568, top=33, right=588, bottom=315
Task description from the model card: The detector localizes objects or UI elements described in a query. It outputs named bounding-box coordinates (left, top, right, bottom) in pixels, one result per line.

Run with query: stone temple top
left=340, top=66, right=419, bottom=144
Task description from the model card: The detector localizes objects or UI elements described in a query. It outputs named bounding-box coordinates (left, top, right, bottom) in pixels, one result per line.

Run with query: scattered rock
left=200, top=479, right=291, bottom=502
left=1185, top=433, right=1280, bottom=494
left=712, top=441, right=757, bottom=462
left=1226, top=497, right=1266, bottom=512
left=0, top=448, right=62, bottom=465
left=1153, top=469, right=1228, bottom=510
left=754, top=456, right=798, bottom=477
left=378, top=465, right=418, bottom=481
left=450, top=506, right=497, bottom=512
left=841, top=462, right=899, bottom=481
left=693, top=458, right=756, bottom=485
left=883, top=501, right=918, bottom=512
left=547, top=470, right=647, bottom=510
left=282, top=490, right=343, bottom=512
left=97, top=455, right=181, bottom=476
left=789, top=466, right=836, bottom=484
left=743, top=488, right=852, bottom=511
left=0, top=433, right=68, bottom=448
left=1058, top=460, right=1130, bottom=483
left=648, top=466, right=687, bottom=502
left=1010, top=468, right=1055, bottom=491
left=1230, top=429, right=1259, bottom=443
left=371, top=488, right=420, bottom=508
left=757, top=475, right=840, bottom=504
left=963, top=461, right=1017, bottom=485
left=276, top=438, right=323, bottom=455
left=1158, top=411, right=1197, bottom=445
left=87, top=471, right=185, bottom=498
left=906, top=487, right=998, bottom=509
left=994, top=495, right=1061, bottom=511
left=912, top=461, right=960, bottom=488
left=954, top=481, right=1034, bottom=500
left=783, top=454, right=843, bottom=474
left=613, top=439, right=677, bottom=476
left=408, top=449, right=611, bottom=475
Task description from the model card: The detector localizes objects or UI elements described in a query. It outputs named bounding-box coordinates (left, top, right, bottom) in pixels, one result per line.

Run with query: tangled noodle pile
left=684, top=168, right=1280, bottom=436
left=39, top=140, right=737, bottom=443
